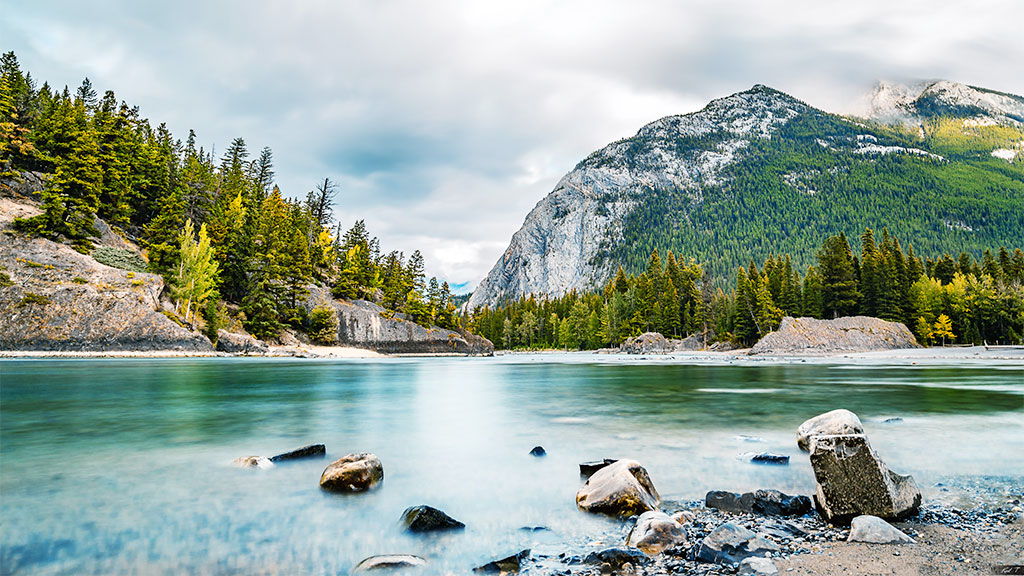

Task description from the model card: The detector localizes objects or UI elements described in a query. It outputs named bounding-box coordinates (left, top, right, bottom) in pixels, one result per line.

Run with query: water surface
left=2, top=355, right=1022, bottom=574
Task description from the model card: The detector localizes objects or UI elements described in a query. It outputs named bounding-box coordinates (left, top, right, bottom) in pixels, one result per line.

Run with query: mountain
left=468, top=82, right=1024, bottom=309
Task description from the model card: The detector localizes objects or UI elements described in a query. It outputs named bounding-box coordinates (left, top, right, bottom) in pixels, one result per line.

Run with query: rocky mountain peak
left=867, top=79, right=1024, bottom=124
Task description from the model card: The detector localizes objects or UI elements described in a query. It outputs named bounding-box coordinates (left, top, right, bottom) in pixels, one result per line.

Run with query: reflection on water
left=1, top=356, right=1022, bottom=574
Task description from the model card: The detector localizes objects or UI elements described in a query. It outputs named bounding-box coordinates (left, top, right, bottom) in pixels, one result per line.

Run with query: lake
left=2, top=355, right=1022, bottom=574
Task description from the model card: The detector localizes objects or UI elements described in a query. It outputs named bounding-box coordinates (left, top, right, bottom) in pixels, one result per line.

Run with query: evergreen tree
left=818, top=233, right=860, bottom=318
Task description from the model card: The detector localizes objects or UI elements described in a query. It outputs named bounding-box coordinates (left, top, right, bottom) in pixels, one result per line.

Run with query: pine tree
left=818, top=233, right=860, bottom=318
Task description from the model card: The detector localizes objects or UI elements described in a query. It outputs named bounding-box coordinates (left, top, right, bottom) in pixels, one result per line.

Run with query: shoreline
left=3, top=345, right=1023, bottom=362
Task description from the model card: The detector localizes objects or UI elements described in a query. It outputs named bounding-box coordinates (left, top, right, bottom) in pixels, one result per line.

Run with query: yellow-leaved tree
left=172, top=219, right=219, bottom=326
left=933, top=314, right=955, bottom=346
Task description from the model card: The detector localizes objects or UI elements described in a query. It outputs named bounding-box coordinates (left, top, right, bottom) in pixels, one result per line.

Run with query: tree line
left=0, top=51, right=458, bottom=343
left=470, top=229, right=1024, bottom=349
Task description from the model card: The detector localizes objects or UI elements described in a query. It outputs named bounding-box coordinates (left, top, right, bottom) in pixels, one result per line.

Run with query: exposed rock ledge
left=0, top=190, right=212, bottom=352
left=749, top=316, right=918, bottom=356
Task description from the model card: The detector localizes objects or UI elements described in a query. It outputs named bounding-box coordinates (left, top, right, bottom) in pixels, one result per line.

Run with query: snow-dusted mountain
left=467, top=83, right=1024, bottom=310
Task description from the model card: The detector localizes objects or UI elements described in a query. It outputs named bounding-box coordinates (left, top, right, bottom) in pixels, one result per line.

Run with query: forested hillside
left=471, top=229, right=1024, bottom=349
left=0, top=52, right=459, bottom=343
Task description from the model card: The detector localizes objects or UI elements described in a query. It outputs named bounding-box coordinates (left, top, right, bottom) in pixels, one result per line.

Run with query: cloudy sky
left=4, top=0, right=1022, bottom=291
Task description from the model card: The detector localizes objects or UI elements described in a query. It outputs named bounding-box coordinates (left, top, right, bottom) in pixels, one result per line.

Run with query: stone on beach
left=848, top=515, right=916, bottom=544
left=739, top=556, right=779, bottom=576
left=584, top=547, right=649, bottom=569
left=705, top=489, right=811, bottom=516
left=576, top=459, right=660, bottom=517
left=231, top=455, right=274, bottom=469
left=473, top=549, right=530, bottom=573
left=401, top=505, right=465, bottom=532
left=353, top=554, right=426, bottom=571
left=319, top=453, right=384, bottom=493
left=696, top=522, right=780, bottom=564
left=625, top=510, right=688, bottom=555
left=270, top=443, right=326, bottom=462
left=809, top=434, right=921, bottom=524
left=797, top=409, right=864, bottom=451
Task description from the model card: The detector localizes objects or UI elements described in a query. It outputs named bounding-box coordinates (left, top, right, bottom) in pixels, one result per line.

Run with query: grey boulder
left=401, top=505, right=465, bottom=532
left=809, top=434, right=921, bottom=524
left=270, top=443, right=326, bottom=462
left=705, top=489, right=811, bottom=516
left=576, top=459, right=660, bottom=517
left=739, top=556, right=779, bottom=576
left=584, top=547, right=649, bottom=569
left=696, top=522, right=779, bottom=564
left=797, top=409, right=864, bottom=451
left=473, top=549, right=530, bottom=573
left=319, top=453, right=384, bottom=493
left=848, top=515, right=916, bottom=544
left=625, top=510, right=687, bottom=555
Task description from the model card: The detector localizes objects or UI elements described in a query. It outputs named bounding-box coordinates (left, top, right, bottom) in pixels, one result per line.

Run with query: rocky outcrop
left=319, top=453, right=384, bottom=493
left=625, top=511, right=687, bottom=555
left=797, top=409, right=865, bottom=451
left=576, top=459, right=660, bottom=517
left=401, top=505, right=465, bottom=532
left=749, top=316, right=918, bottom=356
left=866, top=80, right=1024, bottom=125
left=0, top=194, right=213, bottom=352
left=215, top=330, right=268, bottom=354
left=809, top=434, right=921, bottom=524
left=618, top=332, right=703, bottom=354
left=696, top=522, right=779, bottom=564
left=303, top=285, right=493, bottom=355
left=847, top=515, right=916, bottom=544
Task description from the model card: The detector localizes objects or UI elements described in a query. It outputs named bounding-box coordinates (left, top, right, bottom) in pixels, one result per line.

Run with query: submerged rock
left=576, top=459, right=660, bottom=517
left=231, top=455, right=274, bottom=469
left=809, top=434, right=921, bottom=524
left=473, top=549, right=530, bottom=573
left=748, top=453, right=790, bottom=465
left=353, top=555, right=426, bottom=571
left=749, top=316, right=918, bottom=356
left=696, top=522, right=779, bottom=564
left=270, top=443, right=326, bottom=462
left=625, top=510, right=687, bottom=555
left=848, top=515, right=916, bottom=544
left=797, top=409, right=865, bottom=451
left=579, top=459, right=617, bottom=477
left=319, top=453, right=383, bottom=493
left=529, top=446, right=546, bottom=457
left=401, top=505, right=465, bottom=532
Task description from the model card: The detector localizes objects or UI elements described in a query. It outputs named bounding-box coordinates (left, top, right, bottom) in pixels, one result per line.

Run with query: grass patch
left=72, top=277, right=88, bottom=284
left=19, top=292, right=50, bottom=306
left=92, top=246, right=148, bottom=273
left=0, top=270, right=12, bottom=288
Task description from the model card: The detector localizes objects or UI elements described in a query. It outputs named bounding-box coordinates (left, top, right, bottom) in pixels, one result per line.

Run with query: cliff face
left=748, top=316, right=918, bottom=356
left=0, top=180, right=213, bottom=352
left=303, top=285, right=493, bottom=355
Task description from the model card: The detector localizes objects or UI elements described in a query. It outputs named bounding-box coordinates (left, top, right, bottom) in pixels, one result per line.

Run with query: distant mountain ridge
left=468, top=81, right=1024, bottom=310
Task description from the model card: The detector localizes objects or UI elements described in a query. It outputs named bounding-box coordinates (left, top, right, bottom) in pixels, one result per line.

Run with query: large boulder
left=797, top=409, right=864, bottom=451
left=216, top=330, right=268, bottom=354
left=319, top=453, right=384, bottom=493
left=625, top=511, right=687, bottom=555
left=848, top=515, right=916, bottom=544
left=749, top=316, right=918, bottom=356
left=696, top=522, right=779, bottom=564
left=809, top=434, right=921, bottom=524
left=401, top=505, right=465, bottom=532
left=620, top=332, right=671, bottom=354
left=576, top=459, right=660, bottom=517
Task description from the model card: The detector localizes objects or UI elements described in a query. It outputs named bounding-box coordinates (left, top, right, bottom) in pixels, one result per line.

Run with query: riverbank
left=0, top=344, right=385, bottom=359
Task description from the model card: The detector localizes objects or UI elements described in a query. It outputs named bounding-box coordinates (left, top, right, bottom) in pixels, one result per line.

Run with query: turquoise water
left=1, top=356, right=1022, bottom=574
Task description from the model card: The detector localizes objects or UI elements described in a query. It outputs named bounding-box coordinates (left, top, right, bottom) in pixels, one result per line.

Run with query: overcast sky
left=4, top=0, right=1022, bottom=291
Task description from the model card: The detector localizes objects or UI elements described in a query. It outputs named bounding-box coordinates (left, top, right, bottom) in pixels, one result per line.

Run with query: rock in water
left=749, top=316, right=918, bottom=356
left=473, top=550, right=530, bottom=573
left=584, top=547, right=649, bottom=569
left=625, top=511, right=687, bottom=555
left=401, top=505, right=465, bottom=532
left=270, top=443, right=326, bottom=462
left=739, top=556, right=779, bottom=576
left=232, top=455, right=274, bottom=469
left=809, top=434, right=921, bottom=524
left=797, top=409, right=864, bottom=451
left=579, top=459, right=617, bottom=477
left=576, top=459, right=660, bottom=517
left=697, top=522, right=779, bottom=564
left=529, top=446, right=546, bottom=457
left=848, top=515, right=916, bottom=544
left=748, top=453, right=789, bottom=465
left=319, top=453, right=383, bottom=493
left=353, top=555, right=426, bottom=571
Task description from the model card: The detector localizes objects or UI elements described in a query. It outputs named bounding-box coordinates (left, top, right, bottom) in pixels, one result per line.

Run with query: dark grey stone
left=473, top=549, right=530, bottom=573
left=270, top=443, right=326, bottom=462
left=401, top=505, right=465, bottom=533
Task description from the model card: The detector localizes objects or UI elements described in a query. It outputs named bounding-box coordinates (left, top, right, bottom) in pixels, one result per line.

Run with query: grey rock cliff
left=468, top=85, right=808, bottom=309
left=0, top=186, right=212, bottom=352
left=749, top=316, right=918, bottom=356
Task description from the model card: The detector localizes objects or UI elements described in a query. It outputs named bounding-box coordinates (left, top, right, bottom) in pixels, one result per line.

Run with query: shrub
left=0, top=270, right=12, bottom=288
left=308, top=304, right=339, bottom=345
left=19, top=292, right=50, bottom=306
left=91, top=246, right=148, bottom=273
left=72, top=277, right=87, bottom=284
